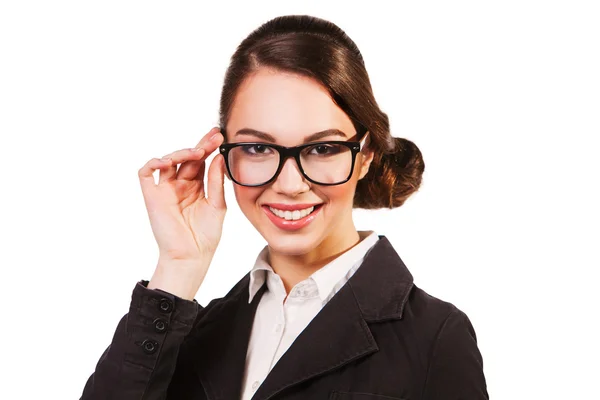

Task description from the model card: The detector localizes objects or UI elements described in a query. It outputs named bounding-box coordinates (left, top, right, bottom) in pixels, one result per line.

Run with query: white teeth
left=269, top=206, right=315, bottom=221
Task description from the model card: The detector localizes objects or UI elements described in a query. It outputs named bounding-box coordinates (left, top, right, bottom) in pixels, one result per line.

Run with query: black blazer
left=81, top=235, right=488, bottom=399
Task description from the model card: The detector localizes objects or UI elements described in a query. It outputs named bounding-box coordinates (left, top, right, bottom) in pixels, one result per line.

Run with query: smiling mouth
left=267, top=204, right=322, bottom=221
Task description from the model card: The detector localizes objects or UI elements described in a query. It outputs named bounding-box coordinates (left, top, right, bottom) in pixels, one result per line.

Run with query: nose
left=271, top=157, right=310, bottom=196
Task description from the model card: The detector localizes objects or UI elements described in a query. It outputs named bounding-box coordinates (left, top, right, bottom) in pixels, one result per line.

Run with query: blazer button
left=158, top=298, right=173, bottom=313
left=153, top=318, right=168, bottom=333
left=141, top=339, right=158, bottom=355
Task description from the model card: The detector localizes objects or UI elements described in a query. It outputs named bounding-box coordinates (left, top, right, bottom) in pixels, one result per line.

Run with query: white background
left=1, top=1, right=598, bottom=398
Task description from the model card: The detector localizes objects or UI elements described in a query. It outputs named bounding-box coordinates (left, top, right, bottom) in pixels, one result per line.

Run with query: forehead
left=227, top=68, right=355, bottom=144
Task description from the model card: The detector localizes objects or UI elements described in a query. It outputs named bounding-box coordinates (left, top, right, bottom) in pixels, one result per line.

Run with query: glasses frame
left=219, top=129, right=370, bottom=187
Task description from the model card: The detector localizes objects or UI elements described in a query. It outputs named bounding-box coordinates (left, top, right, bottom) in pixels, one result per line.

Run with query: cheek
left=322, top=183, right=356, bottom=207
left=233, top=186, right=263, bottom=212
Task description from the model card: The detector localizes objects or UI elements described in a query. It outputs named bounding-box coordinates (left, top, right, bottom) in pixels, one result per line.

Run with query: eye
left=241, top=144, right=274, bottom=155
left=307, top=144, right=343, bottom=156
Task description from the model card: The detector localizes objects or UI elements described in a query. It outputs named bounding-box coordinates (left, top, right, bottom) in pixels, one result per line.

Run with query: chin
left=263, top=231, right=323, bottom=256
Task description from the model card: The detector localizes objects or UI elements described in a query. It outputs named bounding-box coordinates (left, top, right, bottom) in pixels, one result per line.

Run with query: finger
left=157, top=147, right=205, bottom=183
left=154, top=127, right=220, bottom=183
left=175, top=148, right=206, bottom=181
left=197, top=129, right=224, bottom=157
left=194, top=126, right=221, bottom=149
left=138, top=158, right=172, bottom=207
left=158, top=131, right=223, bottom=182
left=206, top=153, right=227, bottom=211
left=179, top=130, right=224, bottom=181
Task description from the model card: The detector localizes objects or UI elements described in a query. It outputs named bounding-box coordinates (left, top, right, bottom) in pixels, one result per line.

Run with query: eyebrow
left=233, top=128, right=348, bottom=143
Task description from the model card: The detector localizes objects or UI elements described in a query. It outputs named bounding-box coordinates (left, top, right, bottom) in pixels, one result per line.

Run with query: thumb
left=206, top=153, right=227, bottom=211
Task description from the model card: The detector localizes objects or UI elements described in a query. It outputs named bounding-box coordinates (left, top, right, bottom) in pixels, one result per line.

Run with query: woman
left=81, top=15, right=488, bottom=400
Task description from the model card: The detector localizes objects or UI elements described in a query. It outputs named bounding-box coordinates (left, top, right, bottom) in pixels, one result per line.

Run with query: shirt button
left=275, top=324, right=282, bottom=333
left=252, top=381, right=260, bottom=390
left=158, top=298, right=173, bottom=313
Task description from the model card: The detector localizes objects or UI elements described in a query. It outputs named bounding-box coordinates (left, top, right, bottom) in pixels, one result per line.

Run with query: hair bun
left=354, top=136, right=425, bottom=209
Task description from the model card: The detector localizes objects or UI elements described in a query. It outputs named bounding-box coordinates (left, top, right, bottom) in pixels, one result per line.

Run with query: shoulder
left=406, top=283, right=466, bottom=323
left=402, top=283, right=478, bottom=342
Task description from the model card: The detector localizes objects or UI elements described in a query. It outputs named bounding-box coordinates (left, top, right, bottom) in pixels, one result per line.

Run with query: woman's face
left=225, top=68, right=373, bottom=256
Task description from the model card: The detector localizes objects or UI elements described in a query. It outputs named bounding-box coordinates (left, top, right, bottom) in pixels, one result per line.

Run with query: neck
left=267, top=226, right=365, bottom=294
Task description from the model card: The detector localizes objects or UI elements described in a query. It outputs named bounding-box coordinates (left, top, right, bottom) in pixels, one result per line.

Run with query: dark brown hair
left=218, top=15, right=425, bottom=209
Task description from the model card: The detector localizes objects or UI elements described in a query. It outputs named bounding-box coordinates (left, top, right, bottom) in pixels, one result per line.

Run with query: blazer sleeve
left=421, top=308, right=489, bottom=400
left=80, top=280, right=202, bottom=400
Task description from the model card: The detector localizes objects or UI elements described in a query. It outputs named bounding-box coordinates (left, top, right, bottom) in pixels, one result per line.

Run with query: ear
left=358, top=132, right=375, bottom=180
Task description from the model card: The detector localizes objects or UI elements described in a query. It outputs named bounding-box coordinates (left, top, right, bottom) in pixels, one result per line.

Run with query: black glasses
left=219, top=129, right=370, bottom=187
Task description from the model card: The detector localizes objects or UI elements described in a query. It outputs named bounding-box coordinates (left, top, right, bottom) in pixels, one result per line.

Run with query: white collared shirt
left=240, top=231, right=379, bottom=400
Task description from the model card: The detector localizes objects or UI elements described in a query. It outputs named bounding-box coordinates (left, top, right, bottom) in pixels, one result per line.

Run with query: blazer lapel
left=251, top=235, right=414, bottom=400
left=250, top=279, right=378, bottom=400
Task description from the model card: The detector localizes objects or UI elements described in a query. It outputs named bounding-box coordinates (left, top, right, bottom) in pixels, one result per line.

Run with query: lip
left=263, top=203, right=322, bottom=211
left=262, top=204, right=323, bottom=231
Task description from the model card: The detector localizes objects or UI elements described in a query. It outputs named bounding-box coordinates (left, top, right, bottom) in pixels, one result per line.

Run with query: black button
left=153, top=318, right=168, bottom=333
left=158, top=298, right=173, bottom=313
left=141, top=339, right=158, bottom=355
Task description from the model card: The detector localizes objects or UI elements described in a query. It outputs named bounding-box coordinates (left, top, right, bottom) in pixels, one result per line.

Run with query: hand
left=137, top=127, right=227, bottom=298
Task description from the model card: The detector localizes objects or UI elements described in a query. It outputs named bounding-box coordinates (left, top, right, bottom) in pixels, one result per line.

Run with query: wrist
left=148, top=259, right=208, bottom=300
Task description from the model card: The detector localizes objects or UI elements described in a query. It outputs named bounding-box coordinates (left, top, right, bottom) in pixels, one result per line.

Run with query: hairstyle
left=218, top=15, right=425, bottom=209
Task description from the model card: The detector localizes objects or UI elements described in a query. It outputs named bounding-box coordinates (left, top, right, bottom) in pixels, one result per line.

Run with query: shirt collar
left=248, top=231, right=379, bottom=303
left=311, top=230, right=378, bottom=303
left=248, top=245, right=273, bottom=303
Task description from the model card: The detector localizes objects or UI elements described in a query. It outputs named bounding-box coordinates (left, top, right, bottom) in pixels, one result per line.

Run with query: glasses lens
left=226, top=142, right=354, bottom=185
left=300, top=143, right=353, bottom=184
left=227, top=144, right=280, bottom=185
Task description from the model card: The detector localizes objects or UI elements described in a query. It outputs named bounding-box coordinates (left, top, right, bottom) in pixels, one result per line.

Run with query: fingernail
left=192, top=147, right=203, bottom=152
